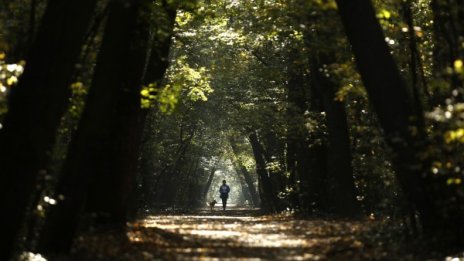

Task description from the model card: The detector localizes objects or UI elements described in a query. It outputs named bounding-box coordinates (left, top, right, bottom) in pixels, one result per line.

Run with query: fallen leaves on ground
left=72, top=208, right=449, bottom=260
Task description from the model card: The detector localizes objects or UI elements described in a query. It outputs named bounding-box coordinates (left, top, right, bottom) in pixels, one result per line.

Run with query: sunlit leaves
left=377, top=9, right=392, bottom=20
left=142, top=56, right=213, bottom=112
left=0, top=57, right=25, bottom=88
left=67, top=81, right=87, bottom=118
left=454, top=59, right=463, bottom=74
left=155, top=83, right=181, bottom=113
left=176, top=11, right=194, bottom=27
left=447, top=177, right=462, bottom=185
left=444, top=128, right=464, bottom=143
left=0, top=53, right=25, bottom=119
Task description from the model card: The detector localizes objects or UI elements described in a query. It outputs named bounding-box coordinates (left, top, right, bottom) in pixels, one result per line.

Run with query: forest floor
left=72, top=207, right=459, bottom=260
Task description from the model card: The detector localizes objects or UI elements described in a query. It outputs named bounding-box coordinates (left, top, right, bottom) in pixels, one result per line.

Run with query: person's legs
left=222, top=197, right=227, bottom=210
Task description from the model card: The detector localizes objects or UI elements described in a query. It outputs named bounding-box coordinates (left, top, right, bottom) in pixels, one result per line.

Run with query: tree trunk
left=87, top=1, right=176, bottom=223
left=36, top=1, right=144, bottom=255
left=402, top=1, right=430, bottom=105
left=310, top=54, right=361, bottom=217
left=0, top=0, right=96, bottom=258
left=335, top=0, right=440, bottom=232
left=297, top=68, right=329, bottom=213
left=248, top=131, right=279, bottom=212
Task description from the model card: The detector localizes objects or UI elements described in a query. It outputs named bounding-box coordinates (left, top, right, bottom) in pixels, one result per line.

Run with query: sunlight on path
left=127, top=207, right=367, bottom=260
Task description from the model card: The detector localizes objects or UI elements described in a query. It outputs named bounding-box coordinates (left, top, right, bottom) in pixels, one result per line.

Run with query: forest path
left=75, top=207, right=425, bottom=260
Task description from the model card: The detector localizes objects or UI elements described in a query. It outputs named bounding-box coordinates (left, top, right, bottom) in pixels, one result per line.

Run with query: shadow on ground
left=72, top=207, right=450, bottom=260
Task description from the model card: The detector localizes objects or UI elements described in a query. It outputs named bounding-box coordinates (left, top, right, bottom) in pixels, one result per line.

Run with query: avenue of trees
left=1, top=0, right=464, bottom=259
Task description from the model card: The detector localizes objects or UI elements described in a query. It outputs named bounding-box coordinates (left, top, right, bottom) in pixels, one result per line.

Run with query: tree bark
left=248, top=131, right=279, bottom=212
left=310, top=54, right=361, bottom=217
left=285, top=56, right=307, bottom=207
left=335, top=0, right=439, bottom=231
left=36, top=0, right=144, bottom=255
left=0, top=0, right=96, bottom=258
left=91, top=0, right=177, bottom=223
left=402, top=1, right=430, bottom=106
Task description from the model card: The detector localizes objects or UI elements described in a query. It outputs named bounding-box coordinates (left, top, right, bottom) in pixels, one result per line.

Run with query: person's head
left=222, top=180, right=226, bottom=184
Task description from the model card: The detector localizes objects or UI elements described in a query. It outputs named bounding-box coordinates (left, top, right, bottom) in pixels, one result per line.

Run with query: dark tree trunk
left=297, top=69, right=329, bottom=213
left=177, top=156, right=200, bottom=206
left=86, top=1, right=176, bottom=224
left=285, top=56, right=308, bottom=209
left=28, top=0, right=38, bottom=48
left=248, top=131, right=279, bottom=212
left=230, top=141, right=260, bottom=206
left=402, top=1, right=430, bottom=106
left=335, top=0, right=441, bottom=232
left=36, top=1, right=144, bottom=255
left=310, top=54, right=361, bottom=217
left=156, top=129, right=196, bottom=206
left=0, top=0, right=96, bottom=258
left=303, top=140, right=328, bottom=212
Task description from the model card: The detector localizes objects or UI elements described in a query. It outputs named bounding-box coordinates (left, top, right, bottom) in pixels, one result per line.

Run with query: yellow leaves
left=0, top=57, right=25, bottom=88
left=291, top=30, right=304, bottom=41
left=140, top=83, right=161, bottom=110
left=454, top=59, right=463, bottom=74
left=6, top=76, right=17, bottom=86
left=176, top=11, right=193, bottom=27
left=141, top=56, right=213, bottom=112
left=157, top=84, right=181, bottom=113
left=377, top=9, right=391, bottom=19
left=447, top=178, right=462, bottom=186
left=187, top=87, right=209, bottom=102
left=140, top=89, right=150, bottom=97
left=140, top=82, right=184, bottom=113
left=314, top=0, right=337, bottom=10
left=444, top=128, right=464, bottom=143
left=70, top=81, right=87, bottom=95
left=335, top=83, right=353, bottom=102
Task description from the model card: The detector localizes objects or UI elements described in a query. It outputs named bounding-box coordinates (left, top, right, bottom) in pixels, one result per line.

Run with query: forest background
left=1, top=0, right=464, bottom=259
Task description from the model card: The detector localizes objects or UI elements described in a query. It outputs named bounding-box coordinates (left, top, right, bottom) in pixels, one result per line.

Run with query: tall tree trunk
left=310, top=54, right=361, bottom=217
left=297, top=70, right=329, bottom=213
left=156, top=129, right=195, bottom=206
left=27, top=0, right=38, bottom=48
left=229, top=141, right=260, bottom=206
left=177, top=155, right=200, bottom=206
left=86, top=1, right=176, bottom=224
left=0, top=0, right=96, bottom=259
left=248, top=131, right=279, bottom=212
left=36, top=1, right=144, bottom=255
left=285, top=55, right=309, bottom=209
left=402, top=1, right=430, bottom=106
left=335, top=0, right=440, bottom=232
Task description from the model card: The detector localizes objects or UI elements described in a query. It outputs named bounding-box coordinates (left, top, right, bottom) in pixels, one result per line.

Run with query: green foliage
left=141, top=56, right=213, bottom=112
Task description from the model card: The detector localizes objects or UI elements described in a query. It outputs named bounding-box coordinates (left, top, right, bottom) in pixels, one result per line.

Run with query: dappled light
left=76, top=208, right=373, bottom=260
left=2, top=0, right=464, bottom=260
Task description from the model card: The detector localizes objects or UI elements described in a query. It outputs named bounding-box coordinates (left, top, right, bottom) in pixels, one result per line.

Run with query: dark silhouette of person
left=219, top=180, right=230, bottom=210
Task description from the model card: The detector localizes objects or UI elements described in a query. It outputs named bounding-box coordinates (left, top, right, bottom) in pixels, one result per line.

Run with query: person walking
left=219, top=180, right=230, bottom=211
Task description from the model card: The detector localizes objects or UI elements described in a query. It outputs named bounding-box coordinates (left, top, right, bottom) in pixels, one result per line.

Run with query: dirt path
left=74, top=207, right=441, bottom=260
